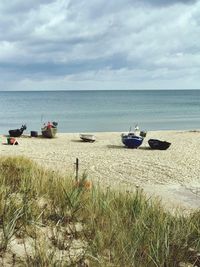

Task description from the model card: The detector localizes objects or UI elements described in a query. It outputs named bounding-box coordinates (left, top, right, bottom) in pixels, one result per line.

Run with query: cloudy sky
left=0, top=0, right=199, bottom=90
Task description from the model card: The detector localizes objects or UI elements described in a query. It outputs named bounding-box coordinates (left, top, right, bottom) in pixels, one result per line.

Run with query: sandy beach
left=1, top=130, right=200, bottom=210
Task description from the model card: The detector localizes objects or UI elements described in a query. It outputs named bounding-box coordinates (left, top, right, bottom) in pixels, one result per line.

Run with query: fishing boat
left=41, top=122, right=58, bottom=138
left=121, top=133, right=143, bottom=148
left=80, top=134, right=96, bottom=142
left=9, top=125, right=27, bottom=137
left=148, top=139, right=171, bottom=150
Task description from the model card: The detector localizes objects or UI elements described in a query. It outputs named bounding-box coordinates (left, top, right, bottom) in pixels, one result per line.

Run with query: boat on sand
left=9, top=125, right=27, bottom=137
left=121, top=125, right=146, bottom=149
left=121, top=133, right=143, bottom=149
left=80, top=134, right=96, bottom=142
left=42, top=122, right=58, bottom=138
left=148, top=139, right=171, bottom=150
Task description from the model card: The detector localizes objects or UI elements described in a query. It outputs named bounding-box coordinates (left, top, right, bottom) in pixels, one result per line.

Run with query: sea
left=0, top=90, right=199, bottom=134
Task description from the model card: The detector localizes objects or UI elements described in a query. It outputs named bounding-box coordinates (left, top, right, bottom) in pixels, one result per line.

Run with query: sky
left=0, top=0, right=199, bottom=91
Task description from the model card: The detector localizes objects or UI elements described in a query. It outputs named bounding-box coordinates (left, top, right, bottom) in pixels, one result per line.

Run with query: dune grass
left=0, top=156, right=199, bottom=266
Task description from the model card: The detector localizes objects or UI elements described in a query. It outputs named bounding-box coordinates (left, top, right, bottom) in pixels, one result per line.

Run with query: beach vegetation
left=0, top=156, right=199, bottom=266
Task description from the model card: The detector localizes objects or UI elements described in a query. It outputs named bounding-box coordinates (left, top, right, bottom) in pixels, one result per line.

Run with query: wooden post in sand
left=75, top=158, right=79, bottom=181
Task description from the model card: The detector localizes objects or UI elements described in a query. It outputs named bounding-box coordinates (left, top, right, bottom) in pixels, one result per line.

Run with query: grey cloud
left=0, top=0, right=55, bottom=14
left=0, top=0, right=200, bottom=90
left=136, top=0, right=198, bottom=7
left=0, top=52, right=129, bottom=80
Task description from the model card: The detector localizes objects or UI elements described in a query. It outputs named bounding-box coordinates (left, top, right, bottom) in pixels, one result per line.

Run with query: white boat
left=80, top=134, right=96, bottom=142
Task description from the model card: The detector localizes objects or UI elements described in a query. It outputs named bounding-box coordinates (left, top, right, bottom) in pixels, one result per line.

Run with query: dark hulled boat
left=42, top=127, right=57, bottom=138
left=9, top=125, right=27, bottom=137
left=41, top=122, right=58, bottom=138
left=148, top=139, right=171, bottom=150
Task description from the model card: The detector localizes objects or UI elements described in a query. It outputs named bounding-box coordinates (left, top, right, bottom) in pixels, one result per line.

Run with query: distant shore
left=1, top=130, right=200, bottom=210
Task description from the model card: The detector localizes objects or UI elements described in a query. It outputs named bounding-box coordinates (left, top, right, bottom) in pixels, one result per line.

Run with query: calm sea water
left=0, top=90, right=199, bottom=134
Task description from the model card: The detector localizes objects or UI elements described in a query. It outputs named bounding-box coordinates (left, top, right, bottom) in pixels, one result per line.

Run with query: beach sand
left=1, top=130, right=200, bottom=210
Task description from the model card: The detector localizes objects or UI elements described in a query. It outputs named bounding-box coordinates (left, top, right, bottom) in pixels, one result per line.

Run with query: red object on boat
left=47, top=122, right=52, bottom=129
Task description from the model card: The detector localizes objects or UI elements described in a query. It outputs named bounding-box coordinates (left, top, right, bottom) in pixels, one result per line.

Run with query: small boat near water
left=121, top=133, right=143, bottom=148
left=80, top=134, right=96, bottom=142
left=9, top=125, right=27, bottom=137
left=42, top=122, right=58, bottom=138
left=148, top=139, right=171, bottom=150
left=121, top=125, right=146, bottom=149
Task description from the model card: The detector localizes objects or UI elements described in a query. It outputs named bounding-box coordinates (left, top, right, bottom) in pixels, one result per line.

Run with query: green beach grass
left=0, top=156, right=199, bottom=266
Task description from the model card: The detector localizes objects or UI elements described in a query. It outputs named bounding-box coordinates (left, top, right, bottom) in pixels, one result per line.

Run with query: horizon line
left=0, top=88, right=200, bottom=92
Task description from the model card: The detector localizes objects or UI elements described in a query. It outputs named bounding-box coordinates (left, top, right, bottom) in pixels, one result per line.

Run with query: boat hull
left=80, top=134, right=95, bottom=142
left=42, top=127, right=57, bottom=138
left=9, top=125, right=26, bottom=137
left=9, top=129, right=23, bottom=137
left=148, top=139, right=171, bottom=150
left=122, top=135, right=143, bottom=148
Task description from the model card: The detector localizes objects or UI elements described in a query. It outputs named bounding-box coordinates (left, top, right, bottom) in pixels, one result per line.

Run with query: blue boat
left=121, top=133, right=143, bottom=148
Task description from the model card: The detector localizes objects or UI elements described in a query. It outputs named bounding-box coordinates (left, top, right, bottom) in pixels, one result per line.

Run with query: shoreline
left=1, top=130, right=200, bottom=210
left=1, top=126, right=200, bottom=137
